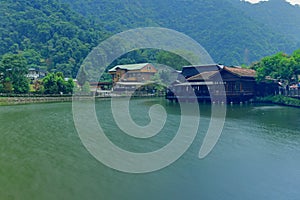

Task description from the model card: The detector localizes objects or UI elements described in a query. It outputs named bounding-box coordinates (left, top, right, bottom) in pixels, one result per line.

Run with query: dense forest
left=252, top=49, right=300, bottom=85
left=231, top=0, right=300, bottom=43
left=0, top=0, right=108, bottom=78
left=0, top=0, right=300, bottom=80
left=62, top=0, right=299, bottom=65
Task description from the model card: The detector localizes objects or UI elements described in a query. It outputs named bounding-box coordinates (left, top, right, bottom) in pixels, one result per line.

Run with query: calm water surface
left=0, top=98, right=300, bottom=200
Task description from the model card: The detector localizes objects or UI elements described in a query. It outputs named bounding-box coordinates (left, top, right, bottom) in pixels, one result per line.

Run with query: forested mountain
left=61, top=0, right=299, bottom=65
left=1, top=0, right=299, bottom=78
left=230, top=0, right=300, bottom=43
left=0, top=0, right=108, bottom=77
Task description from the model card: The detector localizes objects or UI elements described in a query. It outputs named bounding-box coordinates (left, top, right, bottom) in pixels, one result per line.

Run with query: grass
left=256, top=95, right=300, bottom=107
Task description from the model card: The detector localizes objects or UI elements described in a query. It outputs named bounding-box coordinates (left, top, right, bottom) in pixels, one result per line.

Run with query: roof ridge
left=182, top=64, right=220, bottom=68
left=108, top=63, right=151, bottom=72
left=223, top=66, right=255, bottom=77
left=187, top=70, right=219, bottom=81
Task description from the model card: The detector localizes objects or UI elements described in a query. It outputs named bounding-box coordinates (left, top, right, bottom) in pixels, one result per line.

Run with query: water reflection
left=0, top=99, right=300, bottom=200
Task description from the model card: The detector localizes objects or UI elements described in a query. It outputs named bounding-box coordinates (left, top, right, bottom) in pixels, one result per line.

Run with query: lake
left=0, top=98, right=300, bottom=200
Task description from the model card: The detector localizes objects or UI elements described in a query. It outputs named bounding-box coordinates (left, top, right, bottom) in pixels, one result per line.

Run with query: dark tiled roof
left=186, top=66, right=256, bottom=81
left=223, top=67, right=256, bottom=77
left=181, top=64, right=222, bottom=78
left=187, top=71, right=218, bottom=81
left=108, top=63, right=151, bottom=72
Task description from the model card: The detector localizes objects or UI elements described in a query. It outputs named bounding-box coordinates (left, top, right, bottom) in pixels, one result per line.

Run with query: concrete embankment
left=0, top=96, right=73, bottom=105
left=0, top=92, right=165, bottom=106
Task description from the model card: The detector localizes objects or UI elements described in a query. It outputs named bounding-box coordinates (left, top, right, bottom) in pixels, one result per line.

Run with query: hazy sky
left=244, top=0, right=300, bottom=5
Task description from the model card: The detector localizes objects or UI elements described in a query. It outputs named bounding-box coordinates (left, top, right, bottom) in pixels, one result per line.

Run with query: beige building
left=108, top=63, right=157, bottom=92
left=108, top=63, right=157, bottom=84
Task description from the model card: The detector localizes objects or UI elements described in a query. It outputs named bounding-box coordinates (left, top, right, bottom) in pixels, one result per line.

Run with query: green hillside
left=0, top=0, right=108, bottom=77
left=0, top=0, right=299, bottom=77
left=230, top=0, right=300, bottom=43
left=62, top=0, right=298, bottom=65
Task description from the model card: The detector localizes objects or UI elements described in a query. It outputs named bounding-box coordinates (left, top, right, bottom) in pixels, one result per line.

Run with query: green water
left=0, top=98, right=300, bottom=200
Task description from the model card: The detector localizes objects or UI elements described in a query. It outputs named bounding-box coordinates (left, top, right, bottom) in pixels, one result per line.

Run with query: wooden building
left=108, top=63, right=157, bottom=92
left=167, top=65, right=278, bottom=103
left=109, top=63, right=157, bottom=83
left=177, top=64, right=222, bottom=82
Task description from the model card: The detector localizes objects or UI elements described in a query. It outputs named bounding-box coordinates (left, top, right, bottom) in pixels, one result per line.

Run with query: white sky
left=244, top=0, right=300, bottom=5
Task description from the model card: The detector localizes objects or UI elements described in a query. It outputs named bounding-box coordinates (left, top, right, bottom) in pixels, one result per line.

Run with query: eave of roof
left=108, top=63, right=150, bottom=72
left=187, top=71, right=219, bottom=81
left=223, top=66, right=256, bottom=78
left=182, top=64, right=223, bottom=69
left=175, top=81, right=215, bottom=86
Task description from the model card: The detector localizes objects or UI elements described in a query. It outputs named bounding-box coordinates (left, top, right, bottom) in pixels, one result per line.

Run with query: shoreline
left=1, top=95, right=300, bottom=108
left=0, top=94, right=163, bottom=106
left=252, top=95, right=300, bottom=108
left=0, top=96, right=74, bottom=106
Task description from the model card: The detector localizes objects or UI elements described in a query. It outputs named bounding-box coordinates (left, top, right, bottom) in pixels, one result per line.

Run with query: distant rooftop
left=187, top=71, right=219, bottom=81
left=186, top=66, right=256, bottom=81
left=108, top=63, right=151, bottom=72
left=223, top=66, right=256, bottom=77
left=182, top=64, right=223, bottom=69
left=181, top=64, right=222, bottom=79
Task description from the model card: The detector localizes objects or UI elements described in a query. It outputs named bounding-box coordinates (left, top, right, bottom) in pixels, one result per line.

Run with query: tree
left=3, top=78, right=13, bottom=93
left=291, top=49, right=300, bottom=79
left=81, top=81, right=91, bottom=93
left=64, top=78, right=75, bottom=94
left=278, top=56, right=297, bottom=83
left=13, top=76, right=30, bottom=94
left=77, top=66, right=87, bottom=87
left=22, top=49, right=44, bottom=69
left=33, top=79, right=44, bottom=94
left=43, top=73, right=59, bottom=94
left=42, top=72, right=74, bottom=94
left=252, top=49, right=300, bottom=84
left=0, top=53, right=29, bottom=93
left=150, top=70, right=170, bottom=94
left=156, top=51, right=190, bottom=70
left=99, top=72, right=112, bottom=82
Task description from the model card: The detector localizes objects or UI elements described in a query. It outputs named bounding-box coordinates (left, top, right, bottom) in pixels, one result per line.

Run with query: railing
left=166, top=90, right=254, bottom=98
left=280, top=88, right=300, bottom=98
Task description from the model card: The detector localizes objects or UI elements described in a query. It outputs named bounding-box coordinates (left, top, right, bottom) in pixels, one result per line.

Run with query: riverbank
left=2, top=94, right=300, bottom=108
left=0, top=96, right=73, bottom=106
left=254, top=95, right=300, bottom=108
left=0, top=93, right=164, bottom=106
